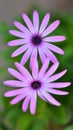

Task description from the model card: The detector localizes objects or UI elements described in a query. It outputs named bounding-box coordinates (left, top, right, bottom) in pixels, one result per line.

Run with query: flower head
left=3, top=57, right=71, bottom=115
left=8, top=10, right=66, bottom=65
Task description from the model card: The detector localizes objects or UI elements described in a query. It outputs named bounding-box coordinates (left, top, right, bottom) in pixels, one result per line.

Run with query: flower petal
left=38, top=90, right=47, bottom=102
left=30, top=91, right=37, bottom=115
left=22, top=96, right=30, bottom=112
left=44, top=88, right=69, bottom=95
left=13, top=21, right=31, bottom=34
left=43, top=43, right=64, bottom=55
left=33, top=10, right=39, bottom=33
left=15, top=62, right=33, bottom=81
left=9, top=30, right=26, bottom=38
left=4, top=88, right=28, bottom=97
left=8, top=68, right=27, bottom=82
left=7, top=39, right=27, bottom=46
left=38, top=58, right=50, bottom=79
left=48, top=70, right=67, bottom=82
left=11, top=44, right=31, bottom=57
left=44, top=36, right=66, bottom=42
left=20, top=46, right=34, bottom=65
left=38, top=46, right=47, bottom=64
left=22, top=13, right=34, bottom=33
left=30, top=47, right=37, bottom=70
left=22, top=89, right=32, bottom=112
left=39, top=12, right=50, bottom=34
left=3, top=80, right=25, bottom=87
left=42, top=46, right=58, bottom=63
left=43, top=62, right=59, bottom=80
left=31, top=55, right=38, bottom=80
left=10, top=94, right=26, bottom=105
left=10, top=89, right=31, bottom=105
left=47, top=82, right=71, bottom=88
left=42, top=20, right=60, bottom=37
left=41, top=89, right=61, bottom=106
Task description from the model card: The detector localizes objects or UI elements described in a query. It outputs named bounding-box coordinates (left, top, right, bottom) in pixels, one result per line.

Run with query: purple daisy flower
left=8, top=10, right=66, bottom=65
left=3, top=57, right=71, bottom=115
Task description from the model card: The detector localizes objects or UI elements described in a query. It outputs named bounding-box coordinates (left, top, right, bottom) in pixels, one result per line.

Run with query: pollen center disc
left=31, top=35, right=42, bottom=45
left=31, top=81, right=41, bottom=89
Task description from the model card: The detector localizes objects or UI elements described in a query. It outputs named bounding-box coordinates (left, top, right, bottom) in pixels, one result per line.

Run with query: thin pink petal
left=44, top=36, right=66, bottom=42
left=48, top=70, right=67, bottom=82
left=38, top=46, right=47, bottom=64
left=20, top=46, right=34, bottom=65
left=10, top=94, right=26, bottom=105
left=38, top=90, right=47, bottom=102
left=31, top=55, right=38, bottom=80
left=39, top=12, right=50, bottom=34
left=41, top=89, right=61, bottom=106
left=30, top=91, right=37, bottom=115
left=8, top=68, right=27, bottom=81
left=47, top=82, right=71, bottom=88
left=7, top=39, right=27, bottom=46
left=22, top=95, right=31, bottom=112
left=38, top=58, right=50, bottom=79
left=4, top=88, right=28, bottom=97
left=3, top=80, right=25, bottom=87
left=33, top=10, right=39, bottom=33
left=22, top=13, right=34, bottom=33
left=30, top=47, right=37, bottom=70
left=10, top=89, right=31, bottom=105
left=43, top=43, right=64, bottom=55
left=9, top=30, right=26, bottom=38
left=42, top=20, right=60, bottom=37
left=13, top=21, right=31, bottom=34
left=44, top=62, right=59, bottom=80
left=15, top=62, right=33, bottom=81
left=11, top=44, right=31, bottom=57
left=42, top=46, right=58, bottom=63
left=44, top=88, right=69, bottom=95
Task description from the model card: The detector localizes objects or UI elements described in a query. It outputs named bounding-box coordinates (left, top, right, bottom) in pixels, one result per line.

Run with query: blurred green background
left=0, top=0, right=73, bottom=130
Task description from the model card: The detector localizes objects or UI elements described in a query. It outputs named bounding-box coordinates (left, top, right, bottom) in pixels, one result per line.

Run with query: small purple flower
left=8, top=10, right=66, bottom=65
left=3, top=57, right=71, bottom=115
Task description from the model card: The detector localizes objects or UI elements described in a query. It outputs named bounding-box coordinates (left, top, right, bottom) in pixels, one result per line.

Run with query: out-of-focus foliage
left=64, top=125, right=73, bottom=130
left=0, top=9, right=73, bottom=130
